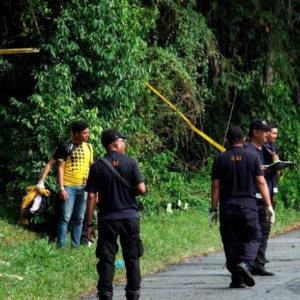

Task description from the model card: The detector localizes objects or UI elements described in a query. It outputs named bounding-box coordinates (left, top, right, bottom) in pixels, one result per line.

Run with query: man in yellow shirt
left=37, top=120, right=93, bottom=248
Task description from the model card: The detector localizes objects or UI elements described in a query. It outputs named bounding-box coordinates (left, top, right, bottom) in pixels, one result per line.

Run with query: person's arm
left=86, top=192, right=96, bottom=225
left=131, top=160, right=146, bottom=195
left=256, top=176, right=272, bottom=207
left=58, top=161, right=67, bottom=201
left=210, top=179, right=220, bottom=226
left=135, top=182, right=146, bottom=195
left=211, top=179, right=220, bottom=210
left=39, top=158, right=57, bottom=182
left=256, top=175, right=275, bottom=223
left=36, top=158, right=57, bottom=189
left=86, top=192, right=96, bottom=241
left=85, top=164, right=98, bottom=240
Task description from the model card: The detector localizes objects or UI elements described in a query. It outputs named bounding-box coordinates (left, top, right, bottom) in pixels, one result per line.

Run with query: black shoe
left=229, top=274, right=246, bottom=288
left=229, top=281, right=246, bottom=288
left=97, top=291, right=113, bottom=300
left=251, top=267, right=275, bottom=276
left=235, top=262, right=255, bottom=287
left=125, top=288, right=140, bottom=300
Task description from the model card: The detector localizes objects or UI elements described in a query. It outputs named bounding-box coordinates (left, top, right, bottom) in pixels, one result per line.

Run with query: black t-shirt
left=85, top=151, right=144, bottom=221
left=211, top=146, right=264, bottom=209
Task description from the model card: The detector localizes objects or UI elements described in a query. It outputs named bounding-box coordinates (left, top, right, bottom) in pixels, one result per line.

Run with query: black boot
left=125, top=288, right=140, bottom=300
left=97, top=291, right=113, bottom=300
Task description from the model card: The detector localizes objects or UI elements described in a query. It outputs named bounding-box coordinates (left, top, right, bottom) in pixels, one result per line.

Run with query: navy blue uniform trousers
left=253, top=201, right=271, bottom=269
left=220, top=204, right=262, bottom=273
left=96, top=218, right=143, bottom=294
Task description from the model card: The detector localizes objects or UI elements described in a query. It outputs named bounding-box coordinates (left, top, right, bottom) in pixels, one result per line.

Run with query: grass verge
left=0, top=198, right=299, bottom=300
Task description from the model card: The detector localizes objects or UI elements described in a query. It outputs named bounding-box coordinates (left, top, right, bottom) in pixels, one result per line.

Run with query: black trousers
left=253, top=201, right=271, bottom=269
left=96, top=218, right=143, bottom=294
left=220, top=204, right=262, bottom=274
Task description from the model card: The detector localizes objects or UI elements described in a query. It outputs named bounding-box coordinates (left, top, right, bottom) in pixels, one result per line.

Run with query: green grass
left=0, top=198, right=299, bottom=300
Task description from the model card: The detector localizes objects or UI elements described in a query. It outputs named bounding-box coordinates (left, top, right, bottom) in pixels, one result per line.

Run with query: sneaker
left=236, top=262, right=255, bottom=287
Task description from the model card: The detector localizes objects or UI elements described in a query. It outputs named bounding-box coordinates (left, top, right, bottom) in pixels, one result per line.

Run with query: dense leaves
left=0, top=0, right=299, bottom=209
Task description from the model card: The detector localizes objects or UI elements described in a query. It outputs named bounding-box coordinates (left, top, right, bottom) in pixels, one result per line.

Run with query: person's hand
left=271, top=152, right=279, bottom=162
left=87, top=226, right=96, bottom=242
left=266, top=205, right=275, bottom=224
left=36, top=181, right=45, bottom=191
left=59, top=189, right=68, bottom=201
left=210, top=211, right=218, bottom=227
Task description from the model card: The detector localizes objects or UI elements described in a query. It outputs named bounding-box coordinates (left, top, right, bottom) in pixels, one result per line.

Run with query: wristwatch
left=86, top=223, right=94, bottom=228
left=60, top=186, right=65, bottom=191
left=210, top=208, right=217, bottom=213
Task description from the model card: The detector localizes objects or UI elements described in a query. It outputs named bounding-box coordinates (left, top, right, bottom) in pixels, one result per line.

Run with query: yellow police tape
left=145, top=82, right=226, bottom=152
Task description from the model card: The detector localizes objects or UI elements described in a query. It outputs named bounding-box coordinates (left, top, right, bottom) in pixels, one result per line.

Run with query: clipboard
left=264, top=160, right=294, bottom=171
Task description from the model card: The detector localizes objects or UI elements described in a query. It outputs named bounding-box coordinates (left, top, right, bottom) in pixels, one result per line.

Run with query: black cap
left=249, top=120, right=271, bottom=132
left=101, top=129, right=128, bottom=147
left=226, top=127, right=244, bottom=142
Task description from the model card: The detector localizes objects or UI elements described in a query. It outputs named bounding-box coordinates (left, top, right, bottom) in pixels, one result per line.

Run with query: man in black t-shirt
left=244, top=120, right=276, bottom=276
left=85, top=129, right=146, bottom=300
left=210, top=127, right=274, bottom=288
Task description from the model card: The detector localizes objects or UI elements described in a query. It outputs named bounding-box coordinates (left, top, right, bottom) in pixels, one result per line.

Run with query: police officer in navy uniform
left=244, top=120, right=275, bottom=276
left=85, top=129, right=146, bottom=300
left=264, top=122, right=280, bottom=209
left=210, top=127, right=274, bottom=288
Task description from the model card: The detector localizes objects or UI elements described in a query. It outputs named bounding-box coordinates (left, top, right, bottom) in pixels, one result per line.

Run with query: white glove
left=210, top=211, right=218, bottom=227
left=266, top=205, right=275, bottom=224
left=36, top=181, right=45, bottom=190
left=166, top=203, right=173, bottom=214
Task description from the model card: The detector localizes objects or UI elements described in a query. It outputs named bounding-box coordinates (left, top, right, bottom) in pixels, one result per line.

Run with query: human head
left=267, top=122, right=278, bottom=144
left=71, top=120, right=89, bottom=143
left=226, top=127, right=245, bottom=146
left=249, top=120, right=270, bottom=146
left=101, top=129, right=128, bottom=155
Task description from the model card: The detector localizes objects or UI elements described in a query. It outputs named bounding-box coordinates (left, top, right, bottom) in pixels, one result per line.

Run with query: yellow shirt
left=54, top=142, right=93, bottom=186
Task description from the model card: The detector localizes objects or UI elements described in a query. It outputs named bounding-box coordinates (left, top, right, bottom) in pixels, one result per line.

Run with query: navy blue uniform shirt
left=211, top=146, right=264, bottom=210
left=85, top=151, right=144, bottom=222
left=264, top=142, right=279, bottom=196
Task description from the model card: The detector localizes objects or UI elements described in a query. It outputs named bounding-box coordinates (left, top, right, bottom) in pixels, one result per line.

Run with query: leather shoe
left=229, top=281, right=246, bottom=288
left=251, top=267, right=275, bottom=276
left=235, top=262, right=255, bottom=287
left=229, top=274, right=246, bottom=288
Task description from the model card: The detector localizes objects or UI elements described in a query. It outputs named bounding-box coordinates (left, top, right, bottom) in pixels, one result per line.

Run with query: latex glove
left=210, top=211, right=218, bottom=227
left=166, top=203, right=173, bottom=214
left=36, top=181, right=45, bottom=191
left=266, top=205, right=275, bottom=224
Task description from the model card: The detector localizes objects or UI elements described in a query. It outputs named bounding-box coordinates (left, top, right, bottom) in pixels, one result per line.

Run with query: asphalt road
left=82, top=226, right=300, bottom=300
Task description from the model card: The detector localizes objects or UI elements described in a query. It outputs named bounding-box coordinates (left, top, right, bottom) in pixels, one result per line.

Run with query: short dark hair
left=268, top=122, right=278, bottom=129
left=71, top=120, right=89, bottom=133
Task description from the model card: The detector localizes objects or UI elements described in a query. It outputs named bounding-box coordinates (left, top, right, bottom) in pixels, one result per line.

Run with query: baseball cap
left=249, top=120, right=271, bottom=132
left=101, top=129, right=128, bottom=147
left=226, top=127, right=244, bottom=142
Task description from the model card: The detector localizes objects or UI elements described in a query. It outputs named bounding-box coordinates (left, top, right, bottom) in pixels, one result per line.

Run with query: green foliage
left=277, top=167, right=300, bottom=209
left=1, top=0, right=300, bottom=213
